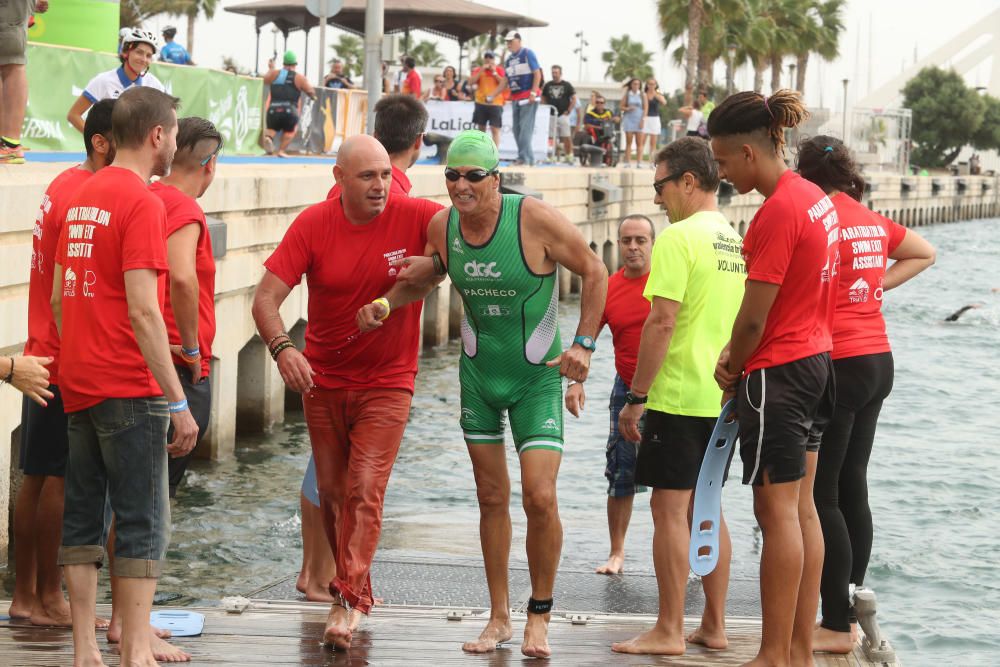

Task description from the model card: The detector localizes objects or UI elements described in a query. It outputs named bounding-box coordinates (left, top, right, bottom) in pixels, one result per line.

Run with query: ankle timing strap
left=526, top=597, right=553, bottom=614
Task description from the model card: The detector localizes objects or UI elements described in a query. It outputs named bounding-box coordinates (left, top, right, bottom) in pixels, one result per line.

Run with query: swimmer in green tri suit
left=357, top=130, right=608, bottom=658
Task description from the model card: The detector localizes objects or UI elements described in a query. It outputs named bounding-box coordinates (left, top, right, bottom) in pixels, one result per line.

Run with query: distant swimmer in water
left=945, top=304, right=980, bottom=321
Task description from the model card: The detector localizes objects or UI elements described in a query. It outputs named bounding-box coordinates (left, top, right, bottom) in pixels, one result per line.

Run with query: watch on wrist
left=572, top=335, right=596, bottom=352
left=624, top=391, right=647, bottom=405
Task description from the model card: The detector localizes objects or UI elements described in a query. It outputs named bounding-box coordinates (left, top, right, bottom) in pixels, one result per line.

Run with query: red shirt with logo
left=264, top=195, right=443, bottom=392
left=149, top=182, right=216, bottom=376
left=402, top=69, right=421, bottom=97
left=25, top=166, right=93, bottom=385
left=599, top=268, right=650, bottom=386
left=741, top=170, right=840, bottom=373
left=830, top=192, right=907, bottom=360
left=55, top=166, right=169, bottom=412
left=326, top=165, right=410, bottom=201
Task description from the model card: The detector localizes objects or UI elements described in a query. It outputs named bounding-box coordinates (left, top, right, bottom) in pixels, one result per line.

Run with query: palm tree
left=410, top=40, right=446, bottom=68
left=601, top=35, right=654, bottom=82
left=463, top=34, right=495, bottom=65
left=119, top=0, right=186, bottom=29
left=329, top=33, right=364, bottom=77
left=181, top=0, right=218, bottom=59
left=793, top=0, right=845, bottom=94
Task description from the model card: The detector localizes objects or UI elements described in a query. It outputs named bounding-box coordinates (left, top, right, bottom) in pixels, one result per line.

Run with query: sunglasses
left=444, top=167, right=497, bottom=183
left=200, top=139, right=223, bottom=166
left=652, top=171, right=687, bottom=195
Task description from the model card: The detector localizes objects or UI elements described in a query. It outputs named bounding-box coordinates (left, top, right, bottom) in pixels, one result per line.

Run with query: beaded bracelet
left=270, top=340, right=295, bottom=360
left=181, top=346, right=201, bottom=358
left=266, top=332, right=290, bottom=348
left=1, top=356, right=13, bottom=385
left=168, top=398, right=189, bottom=413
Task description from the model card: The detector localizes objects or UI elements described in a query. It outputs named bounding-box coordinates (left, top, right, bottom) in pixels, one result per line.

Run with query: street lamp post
left=842, top=78, right=849, bottom=141
left=574, top=31, right=588, bottom=82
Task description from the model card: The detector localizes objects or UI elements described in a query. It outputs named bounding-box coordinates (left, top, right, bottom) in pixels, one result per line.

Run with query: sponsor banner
left=262, top=88, right=340, bottom=155
left=22, top=43, right=264, bottom=155
left=421, top=100, right=551, bottom=162
left=28, top=0, right=119, bottom=52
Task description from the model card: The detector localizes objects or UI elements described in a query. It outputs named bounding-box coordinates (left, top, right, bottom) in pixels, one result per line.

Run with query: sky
left=158, top=0, right=998, bottom=112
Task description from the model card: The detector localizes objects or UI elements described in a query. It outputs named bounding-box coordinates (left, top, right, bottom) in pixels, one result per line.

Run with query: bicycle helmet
left=121, top=28, right=159, bottom=54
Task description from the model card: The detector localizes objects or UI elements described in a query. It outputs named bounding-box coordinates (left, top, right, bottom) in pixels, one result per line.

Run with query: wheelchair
left=573, top=119, right=620, bottom=167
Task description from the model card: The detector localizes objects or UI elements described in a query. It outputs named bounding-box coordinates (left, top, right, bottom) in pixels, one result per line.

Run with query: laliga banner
left=421, top=100, right=552, bottom=162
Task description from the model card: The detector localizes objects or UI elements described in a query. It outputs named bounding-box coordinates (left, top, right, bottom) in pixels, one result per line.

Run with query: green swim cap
left=283, top=50, right=297, bottom=66
left=447, top=130, right=500, bottom=170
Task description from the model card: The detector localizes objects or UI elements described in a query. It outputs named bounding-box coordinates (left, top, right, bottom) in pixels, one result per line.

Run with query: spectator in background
left=262, top=50, right=317, bottom=158
left=469, top=52, right=507, bottom=147
left=679, top=100, right=704, bottom=138
left=0, top=0, right=48, bottom=163
left=324, top=59, right=355, bottom=89
left=442, top=65, right=463, bottom=100
left=424, top=74, right=449, bottom=102
left=697, top=89, right=715, bottom=118
left=504, top=31, right=542, bottom=165
left=160, top=25, right=194, bottom=66
left=541, top=65, right=577, bottom=164
left=620, top=78, right=647, bottom=169
left=67, top=28, right=165, bottom=134
left=641, top=78, right=667, bottom=166
left=399, top=56, right=421, bottom=98
left=381, top=62, right=391, bottom=94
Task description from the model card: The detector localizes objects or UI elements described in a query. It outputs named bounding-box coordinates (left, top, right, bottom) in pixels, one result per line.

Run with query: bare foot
left=277, top=151, right=290, bottom=158
left=8, top=598, right=34, bottom=619
left=687, top=624, right=728, bottom=650
left=595, top=553, right=625, bottom=575
left=302, top=582, right=336, bottom=603
left=262, top=135, right=274, bottom=154
left=296, top=571, right=308, bottom=595
left=348, top=610, right=364, bottom=632
left=462, top=617, right=512, bottom=653
left=812, top=625, right=855, bottom=654
left=322, top=604, right=352, bottom=650
left=72, top=648, right=109, bottom=667
left=150, top=632, right=191, bottom=663
left=521, top=613, right=552, bottom=658
left=108, top=621, right=171, bottom=643
left=612, top=626, right=685, bottom=655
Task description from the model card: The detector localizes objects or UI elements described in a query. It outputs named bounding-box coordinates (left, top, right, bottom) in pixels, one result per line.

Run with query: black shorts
left=472, top=103, right=503, bottom=128
left=166, top=366, right=212, bottom=497
left=635, top=410, right=722, bottom=490
left=738, top=352, right=835, bottom=486
left=266, top=107, right=299, bottom=133
left=19, top=386, right=69, bottom=477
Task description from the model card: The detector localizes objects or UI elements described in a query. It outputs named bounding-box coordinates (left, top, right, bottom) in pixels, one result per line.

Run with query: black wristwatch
left=624, top=391, right=647, bottom=405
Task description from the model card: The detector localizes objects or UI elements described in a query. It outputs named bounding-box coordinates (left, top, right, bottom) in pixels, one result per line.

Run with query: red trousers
left=302, top=387, right=411, bottom=614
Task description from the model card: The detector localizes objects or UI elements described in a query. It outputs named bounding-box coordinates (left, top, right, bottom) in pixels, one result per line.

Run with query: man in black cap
left=468, top=51, right=508, bottom=146
left=160, top=25, right=193, bottom=66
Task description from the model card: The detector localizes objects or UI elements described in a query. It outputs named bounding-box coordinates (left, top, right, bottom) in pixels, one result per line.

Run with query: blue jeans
left=512, top=101, right=536, bottom=164
left=59, top=397, right=171, bottom=578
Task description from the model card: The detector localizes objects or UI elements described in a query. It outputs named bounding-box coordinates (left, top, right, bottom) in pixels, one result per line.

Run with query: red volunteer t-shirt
left=55, top=166, right=169, bottom=412
left=25, top=166, right=93, bottom=385
left=830, top=192, right=907, bottom=360
left=599, top=268, right=650, bottom=386
left=326, top=165, right=411, bottom=201
left=402, top=70, right=421, bottom=97
left=741, top=170, right=840, bottom=373
left=263, top=195, right=443, bottom=392
left=149, top=182, right=217, bottom=376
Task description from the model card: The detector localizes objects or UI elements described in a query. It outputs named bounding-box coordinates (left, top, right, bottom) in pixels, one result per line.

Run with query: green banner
left=23, top=43, right=264, bottom=155
left=27, top=0, right=119, bottom=52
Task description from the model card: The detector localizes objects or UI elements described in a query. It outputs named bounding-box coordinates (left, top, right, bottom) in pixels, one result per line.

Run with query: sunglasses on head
left=200, top=139, right=223, bottom=166
left=652, top=171, right=687, bottom=195
left=444, top=167, right=498, bottom=183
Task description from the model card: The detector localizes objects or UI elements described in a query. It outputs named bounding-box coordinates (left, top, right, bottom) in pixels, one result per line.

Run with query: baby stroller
left=574, top=119, right=620, bottom=167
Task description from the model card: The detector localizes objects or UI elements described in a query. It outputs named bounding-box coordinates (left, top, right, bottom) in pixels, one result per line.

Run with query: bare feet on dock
left=812, top=625, right=856, bottom=654
left=107, top=620, right=171, bottom=642
left=462, top=617, right=512, bottom=653
left=611, top=626, right=685, bottom=655
left=29, top=597, right=110, bottom=629
left=150, top=632, right=191, bottom=663
left=595, top=553, right=625, bottom=575
left=322, top=603, right=352, bottom=650
left=687, top=623, right=729, bottom=650
left=348, top=609, right=364, bottom=632
left=521, top=613, right=552, bottom=658
left=73, top=648, right=109, bottom=667
left=303, top=583, right=336, bottom=603
left=7, top=598, right=33, bottom=619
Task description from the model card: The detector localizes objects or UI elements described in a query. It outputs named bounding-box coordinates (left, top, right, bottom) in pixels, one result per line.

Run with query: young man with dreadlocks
left=709, top=90, right=839, bottom=667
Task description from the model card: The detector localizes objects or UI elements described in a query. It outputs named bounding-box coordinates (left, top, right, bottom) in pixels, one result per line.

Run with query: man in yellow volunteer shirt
left=611, top=137, right=746, bottom=657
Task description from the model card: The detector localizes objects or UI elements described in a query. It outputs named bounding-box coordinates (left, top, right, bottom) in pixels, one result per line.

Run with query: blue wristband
left=168, top=398, right=188, bottom=413
left=181, top=346, right=201, bottom=358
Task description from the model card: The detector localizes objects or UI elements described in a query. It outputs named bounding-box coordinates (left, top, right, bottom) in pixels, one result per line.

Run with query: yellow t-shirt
left=643, top=210, right=746, bottom=417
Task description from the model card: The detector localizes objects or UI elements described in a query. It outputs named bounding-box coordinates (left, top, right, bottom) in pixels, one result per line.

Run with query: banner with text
left=421, top=101, right=552, bottom=162
left=23, top=43, right=264, bottom=155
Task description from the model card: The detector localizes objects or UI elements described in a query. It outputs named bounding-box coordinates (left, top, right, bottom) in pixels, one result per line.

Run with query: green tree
left=971, top=94, right=1000, bottom=151
left=902, top=67, right=986, bottom=167
left=409, top=40, right=446, bottom=68
left=463, top=34, right=495, bottom=66
left=119, top=0, right=217, bottom=58
left=793, top=0, right=844, bottom=95
left=601, top=35, right=654, bottom=83
left=329, top=33, right=364, bottom=77
left=179, top=0, right=218, bottom=59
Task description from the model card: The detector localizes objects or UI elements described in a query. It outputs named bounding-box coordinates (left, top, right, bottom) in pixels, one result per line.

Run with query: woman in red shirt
left=709, top=90, right=838, bottom=666
left=797, top=136, right=935, bottom=654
